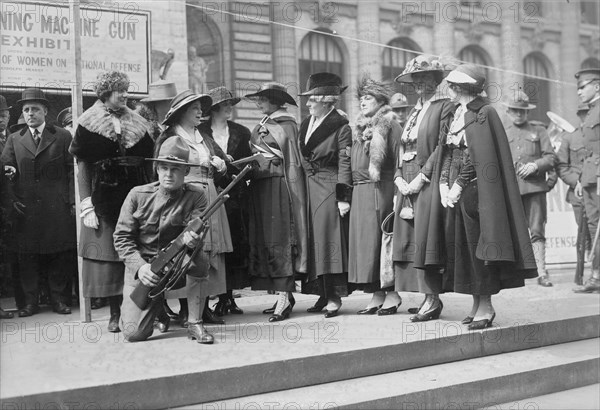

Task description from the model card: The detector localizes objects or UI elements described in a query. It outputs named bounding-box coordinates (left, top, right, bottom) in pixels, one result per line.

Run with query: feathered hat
left=356, top=74, right=391, bottom=104
left=93, top=71, right=130, bottom=99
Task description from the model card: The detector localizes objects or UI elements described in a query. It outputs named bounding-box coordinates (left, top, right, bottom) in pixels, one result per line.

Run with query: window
left=382, top=38, right=421, bottom=105
left=459, top=46, right=489, bottom=79
left=523, top=53, right=550, bottom=122
left=298, top=30, right=345, bottom=118
left=580, top=1, right=599, bottom=25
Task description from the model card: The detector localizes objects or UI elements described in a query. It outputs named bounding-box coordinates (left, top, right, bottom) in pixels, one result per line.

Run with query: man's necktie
left=33, top=129, right=40, bottom=147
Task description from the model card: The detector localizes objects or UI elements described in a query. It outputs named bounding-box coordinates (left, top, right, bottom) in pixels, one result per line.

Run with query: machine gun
left=130, top=162, right=254, bottom=310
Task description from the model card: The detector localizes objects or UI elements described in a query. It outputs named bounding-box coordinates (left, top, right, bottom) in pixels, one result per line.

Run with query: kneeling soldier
left=114, top=136, right=211, bottom=342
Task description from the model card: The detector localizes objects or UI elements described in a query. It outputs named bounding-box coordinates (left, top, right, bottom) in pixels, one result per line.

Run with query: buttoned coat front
left=1, top=124, right=76, bottom=254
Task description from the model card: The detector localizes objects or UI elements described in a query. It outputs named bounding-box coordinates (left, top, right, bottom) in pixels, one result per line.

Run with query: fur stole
left=78, top=100, right=150, bottom=148
left=354, top=105, right=393, bottom=181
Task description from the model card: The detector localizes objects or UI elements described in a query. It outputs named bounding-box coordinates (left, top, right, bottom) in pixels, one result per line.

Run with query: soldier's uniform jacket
left=113, top=181, right=207, bottom=287
left=556, top=128, right=587, bottom=204
left=506, top=121, right=556, bottom=195
left=580, top=99, right=600, bottom=187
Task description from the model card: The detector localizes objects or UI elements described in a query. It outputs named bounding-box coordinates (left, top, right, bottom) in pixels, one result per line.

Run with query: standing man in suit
left=573, top=68, right=600, bottom=294
left=504, top=91, right=557, bottom=287
left=1, top=88, right=77, bottom=316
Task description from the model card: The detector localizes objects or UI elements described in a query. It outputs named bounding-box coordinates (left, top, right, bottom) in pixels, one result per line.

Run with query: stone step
left=495, top=383, right=600, bottom=410
left=189, top=338, right=600, bottom=409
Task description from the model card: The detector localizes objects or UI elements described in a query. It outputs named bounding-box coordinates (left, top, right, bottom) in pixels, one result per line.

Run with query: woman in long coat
left=392, top=56, right=456, bottom=321
left=70, top=71, right=154, bottom=332
left=154, top=90, right=232, bottom=336
left=198, top=86, right=252, bottom=316
left=244, top=82, right=308, bottom=322
left=418, top=64, right=538, bottom=328
left=349, top=76, right=402, bottom=315
left=298, top=73, right=352, bottom=317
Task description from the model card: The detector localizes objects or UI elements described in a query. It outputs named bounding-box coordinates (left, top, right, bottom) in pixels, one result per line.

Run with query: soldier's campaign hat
left=546, top=111, right=575, bottom=133
left=390, top=93, right=413, bottom=109
left=17, top=88, right=49, bottom=106
left=0, top=95, right=11, bottom=111
left=244, top=82, right=297, bottom=106
left=207, top=86, right=241, bottom=109
left=147, top=136, right=199, bottom=167
left=162, top=90, right=212, bottom=125
left=140, top=80, right=178, bottom=103
left=502, top=90, right=536, bottom=110
left=299, top=72, right=348, bottom=96
left=57, top=107, right=73, bottom=128
left=445, top=63, right=487, bottom=94
left=394, top=55, right=448, bottom=84
left=574, top=68, right=600, bottom=88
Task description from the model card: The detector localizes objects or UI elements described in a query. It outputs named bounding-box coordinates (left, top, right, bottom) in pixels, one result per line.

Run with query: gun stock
left=129, top=164, right=253, bottom=310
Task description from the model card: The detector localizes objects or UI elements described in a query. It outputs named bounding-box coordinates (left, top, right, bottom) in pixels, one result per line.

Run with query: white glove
left=338, top=201, right=350, bottom=217
left=407, top=173, right=429, bottom=195
left=517, top=162, right=538, bottom=178
left=210, top=155, right=226, bottom=172
left=83, top=209, right=99, bottom=229
left=439, top=184, right=450, bottom=208
left=395, top=177, right=410, bottom=196
left=393, top=195, right=398, bottom=210
left=446, top=183, right=463, bottom=208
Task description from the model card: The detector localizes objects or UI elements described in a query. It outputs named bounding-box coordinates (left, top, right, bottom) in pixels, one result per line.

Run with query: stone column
left=499, top=2, right=523, bottom=112
left=270, top=0, right=298, bottom=96
left=433, top=0, right=455, bottom=58
left=357, top=1, right=380, bottom=78
left=560, top=0, right=581, bottom=126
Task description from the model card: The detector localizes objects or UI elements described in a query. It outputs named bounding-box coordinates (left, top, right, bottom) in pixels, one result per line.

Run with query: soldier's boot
left=573, top=270, right=600, bottom=293
left=533, top=240, right=552, bottom=287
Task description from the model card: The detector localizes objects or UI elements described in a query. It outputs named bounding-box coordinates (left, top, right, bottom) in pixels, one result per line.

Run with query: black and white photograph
left=0, top=0, right=599, bottom=408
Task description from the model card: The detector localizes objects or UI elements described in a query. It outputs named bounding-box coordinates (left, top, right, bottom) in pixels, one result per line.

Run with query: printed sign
left=0, top=1, right=151, bottom=94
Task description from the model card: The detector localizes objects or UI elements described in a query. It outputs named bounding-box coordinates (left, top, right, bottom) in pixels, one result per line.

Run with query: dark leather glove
left=13, top=201, right=26, bottom=216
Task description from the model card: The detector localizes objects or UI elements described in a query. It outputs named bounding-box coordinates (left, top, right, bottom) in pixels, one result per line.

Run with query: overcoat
left=298, top=109, right=352, bottom=280
left=1, top=124, right=76, bottom=254
left=415, top=97, right=538, bottom=283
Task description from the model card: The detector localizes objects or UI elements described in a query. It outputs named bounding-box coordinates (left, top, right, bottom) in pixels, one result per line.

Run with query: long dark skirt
left=248, top=176, right=297, bottom=292
left=224, top=200, right=250, bottom=290
left=348, top=180, right=394, bottom=292
left=82, top=259, right=124, bottom=297
left=450, top=183, right=526, bottom=295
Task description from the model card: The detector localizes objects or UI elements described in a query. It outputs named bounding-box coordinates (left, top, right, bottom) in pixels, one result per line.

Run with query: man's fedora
left=207, top=86, right=241, bottom=109
left=299, top=72, right=347, bottom=96
left=162, top=90, right=212, bottom=125
left=140, top=80, right=178, bottom=103
left=147, top=135, right=199, bottom=166
left=502, top=91, right=536, bottom=110
left=0, top=95, right=11, bottom=111
left=17, top=88, right=49, bottom=106
left=244, top=82, right=297, bottom=106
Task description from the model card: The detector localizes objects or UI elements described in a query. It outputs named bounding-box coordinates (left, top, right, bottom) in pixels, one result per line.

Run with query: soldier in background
left=572, top=68, right=600, bottom=294
left=504, top=91, right=557, bottom=287
left=389, top=93, right=413, bottom=129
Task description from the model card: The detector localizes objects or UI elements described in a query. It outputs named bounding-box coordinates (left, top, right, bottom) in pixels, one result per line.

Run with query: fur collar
left=299, top=109, right=349, bottom=157
left=78, top=100, right=149, bottom=148
left=354, top=105, right=393, bottom=182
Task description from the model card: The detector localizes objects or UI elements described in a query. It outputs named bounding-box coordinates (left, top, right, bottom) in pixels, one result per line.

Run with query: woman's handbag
left=399, top=196, right=414, bottom=220
left=380, top=211, right=395, bottom=288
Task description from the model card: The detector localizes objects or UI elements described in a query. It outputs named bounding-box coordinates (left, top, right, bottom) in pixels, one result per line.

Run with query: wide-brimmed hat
left=140, top=80, right=178, bottom=103
left=299, top=72, right=347, bottom=96
left=0, top=95, right=11, bottom=111
left=394, top=55, right=448, bottom=84
left=244, top=82, right=297, bottom=106
left=445, top=63, right=487, bottom=94
left=207, top=86, right=241, bottom=109
left=390, top=93, right=413, bottom=109
left=546, top=111, right=575, bottom=133
left=147, top=136, right=199, bottom=166
left=574, top=68, right=600, bottom=88
left=502, top=90, right=536, bottom=110
left=17, top=88, right=49, bottom=106
left=57, top=107, right=72, bottom=128
left=162, top=90, right=212, bottom=125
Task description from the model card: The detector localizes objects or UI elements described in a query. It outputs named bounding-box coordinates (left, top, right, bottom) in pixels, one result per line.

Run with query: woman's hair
left=309, top=95, right=340, bottom=106
left=94, top=70, right=129, bottom=102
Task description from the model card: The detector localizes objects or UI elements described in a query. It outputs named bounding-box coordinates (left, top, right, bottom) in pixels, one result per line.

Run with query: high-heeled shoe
left=203, top=307, right=225, bottom=325
left=163, top=300, right=178, bottom=319
left=407, top=299, right=426, bottom=314
left=410, top=300, right=443, bottom=322
left=269, top=302, right=292, bottom=322
left=467, top=312, right=495, bottom=330
left=187, top=322, right=214, bottom=344
left=377, top=303, right=401, bottom=316
left=356, top=304, right=382, bottom=315
left=229, top=298, right=244, bottom=314
left=214, top=298, right=228, bottom=317
left=307, top=296, right=328, bottom=313
left=461, top=316, right=474, bottom=324
left=263, top=303, right=277, bottom=314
